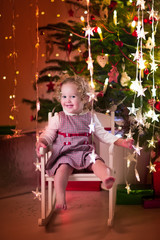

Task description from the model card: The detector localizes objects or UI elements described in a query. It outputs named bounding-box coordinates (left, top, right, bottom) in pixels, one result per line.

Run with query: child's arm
left=36, top=112, right=60, bottom=157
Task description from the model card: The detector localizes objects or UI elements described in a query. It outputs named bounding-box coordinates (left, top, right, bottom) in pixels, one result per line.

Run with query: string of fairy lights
left=125, top=0, right=159, bottom=193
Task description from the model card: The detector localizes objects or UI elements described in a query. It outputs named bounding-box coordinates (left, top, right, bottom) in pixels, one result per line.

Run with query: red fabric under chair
left=153, top=162, right=160, bottom=196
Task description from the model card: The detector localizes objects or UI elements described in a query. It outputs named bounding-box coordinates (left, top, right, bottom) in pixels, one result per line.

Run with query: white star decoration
left=151, top=86, right=156, bottom=97
left=89, top=118, right=95, bottom=133
left=83, top=25, right=94, bottom=37
left=89, top=149, right=97, bottom=164
left=136, top=0, right=145, bottom=10
left=128, top=103, right=139, bottom=115
left=137, top=85, right=147, bottom=97
left=133, top=142, right=143, bottom=155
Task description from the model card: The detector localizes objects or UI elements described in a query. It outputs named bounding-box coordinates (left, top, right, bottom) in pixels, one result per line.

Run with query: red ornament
left=132, top=30, right=137, bottom=37
left=155, top=101, right=160, bottom=111
left=93, top=26, right=98, bottom=33
left=91, top=15, right=95, bottom=21
left=144, top=68, right=150, bottom=75
left=46, top=81, right=54, bottom=92
left=108, top=1, right=117, bottom=10
left=68, top=9, right=74, bottom=17
left=133, top=16, right=138, bottom=21
left=115, top=40, right=123, bottom=48
left=97, top=91, right=104, bottom=97
left=144, top=18, right=148, bottom=24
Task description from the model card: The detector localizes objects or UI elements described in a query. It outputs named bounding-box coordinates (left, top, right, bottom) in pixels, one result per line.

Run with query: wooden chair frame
left=38, top=112, right=117, bottom=227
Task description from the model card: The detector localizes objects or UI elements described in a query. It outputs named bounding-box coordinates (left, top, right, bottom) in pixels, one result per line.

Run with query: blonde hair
left=55, top=76, right=91, bottom=110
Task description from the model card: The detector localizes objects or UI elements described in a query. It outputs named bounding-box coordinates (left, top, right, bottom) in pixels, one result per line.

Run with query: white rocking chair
left=38, top=111, right=117, bottom=227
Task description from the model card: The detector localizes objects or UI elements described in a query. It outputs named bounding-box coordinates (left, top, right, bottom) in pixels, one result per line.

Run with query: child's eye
left=62, top=95, right=66, bottom=99
left=71, top=95, right=76, bottom=98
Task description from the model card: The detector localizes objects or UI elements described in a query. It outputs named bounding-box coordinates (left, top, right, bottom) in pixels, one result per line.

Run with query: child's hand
left=114, top=138, right=134, bottom=149
left=36, top=141, right=47, bottom=157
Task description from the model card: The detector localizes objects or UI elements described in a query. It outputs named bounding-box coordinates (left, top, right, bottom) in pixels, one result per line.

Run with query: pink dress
left=46, top=111, right=101, bottom=176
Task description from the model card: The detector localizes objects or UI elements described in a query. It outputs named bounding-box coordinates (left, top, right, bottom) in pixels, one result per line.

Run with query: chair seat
left=46, top=173, right=101, bottom=182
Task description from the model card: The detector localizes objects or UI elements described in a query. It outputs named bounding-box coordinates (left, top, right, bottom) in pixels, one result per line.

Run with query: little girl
left=36, top=76, right=133, bottom=210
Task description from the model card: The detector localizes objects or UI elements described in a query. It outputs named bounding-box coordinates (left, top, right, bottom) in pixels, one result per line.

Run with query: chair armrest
left=39, top=146, right=52, bottom=155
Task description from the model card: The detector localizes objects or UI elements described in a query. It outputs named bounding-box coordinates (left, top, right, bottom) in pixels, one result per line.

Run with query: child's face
left=60, top=82, right=84, bottom=114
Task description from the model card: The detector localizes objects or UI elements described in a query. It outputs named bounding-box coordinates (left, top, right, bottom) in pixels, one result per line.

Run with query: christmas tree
left=23, top=0, right=160, bottom=149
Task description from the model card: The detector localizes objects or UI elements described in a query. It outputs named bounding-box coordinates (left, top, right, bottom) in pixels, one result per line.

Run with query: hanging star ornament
left=34, top=159, right=41, bottom=171
left=83, top=25, right=94, bottom=37
left=125, top=152, right=137, bottom=163
left=89, top=149, right=97, bottom=164
left=89, top=118, right=95, bottom=133
left=147, top=162, right=156, bottom=173
left=32, top=187, right=42, bottom=200
left=125, top=182, right=131, bottom=194
left=136, top=0, right=146, bottom=10
left=127, top=103, right=139, bottom=115
left=147, top=137, right=157, bottom=148
left=136, top=85, right=147, bottom=97
left=87, top=88, right=98, bottom=102
left=125, top=129, right=134, bottom=139
left=133, top=142, right=143, bottom=155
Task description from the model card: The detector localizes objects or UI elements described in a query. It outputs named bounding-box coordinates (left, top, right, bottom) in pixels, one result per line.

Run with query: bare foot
left=55, top=202, right=67, bottom=210
left=103, top=177, right=115, bottom=189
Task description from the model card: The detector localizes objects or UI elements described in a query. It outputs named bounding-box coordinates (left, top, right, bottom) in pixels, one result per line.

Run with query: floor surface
left=0, top=190, right=160, bottom=240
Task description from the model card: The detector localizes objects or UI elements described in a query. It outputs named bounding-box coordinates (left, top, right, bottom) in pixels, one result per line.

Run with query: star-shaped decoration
left=108, top=66, right=119, bottom=83
left=89, top=118, right=95, bottom=133
left=86, top=56, right=94, bottom=72
left=130, top=78, right=141, bottom=92
left=151, top=111, right=159, bottom=122
left=147, top=137, right=157, bottom=148
left=132, top=50, right=140, bottom=61
left=148, top=9, right=159, bottom=20
left=32, top=187, right=42, bottom=200
left=11, top=129, right=22, bottom=137
left=83, top=25, right=94, bottom=37
left=87, top=89, right=98, bottom=102
left=125, top=152, right=137, bottom=163
left=132, top=142, right=143, bottom=155
left=46, top=81, right=54, bottom=92
left=89, top=149, right=97, bottom=164
left=150, top=61, right=158, bottom=71
left=11, top=104, right=19, bottom=112
left=138, top=57, right=146, bottom=70
left=135, top=109, right=146, bottom=126
left=136, top=0, right=146, bottom=10
left=34, top=159, right=41, bottom=171
left=137, top=85, right=147, bottom=97
left=151, top=86, right=156, bottom=97
left=127, top=103, right=139, bottom=115
left=125, top=129, right=134, bottom=139
left=137, top=28, right=148, bottom=40
left=147, top=162, right=156, bottom=173
left=125, top=182, right=131, bottom=194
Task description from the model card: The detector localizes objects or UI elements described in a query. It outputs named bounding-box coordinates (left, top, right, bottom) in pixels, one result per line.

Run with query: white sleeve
left=93, top=113, right=119, bottom=144
left=39, top=112, right=60, bottom=145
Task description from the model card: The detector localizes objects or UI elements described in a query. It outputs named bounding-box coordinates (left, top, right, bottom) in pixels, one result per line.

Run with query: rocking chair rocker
left=38, top=111, right=117, bottom=227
